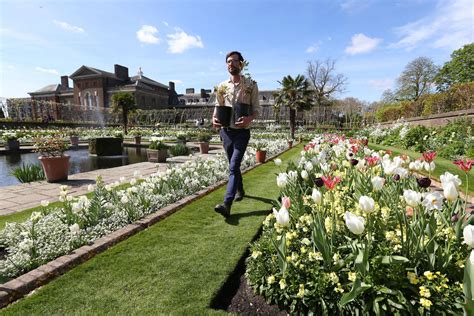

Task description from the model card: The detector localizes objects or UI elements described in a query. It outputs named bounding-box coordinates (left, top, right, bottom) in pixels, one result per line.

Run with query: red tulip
left=365, top=156, right=380, bottom=167
left=422, top=151, right=437, bottom=163
left=453, top=159, right=473, bottom=172
left=322, top=175, right=341, bottom=190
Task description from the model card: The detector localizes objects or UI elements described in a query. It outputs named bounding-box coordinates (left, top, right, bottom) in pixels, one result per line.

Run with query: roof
left=69, top=65, right=120, bottom=80
left=130, top=75, right=168, bottom=89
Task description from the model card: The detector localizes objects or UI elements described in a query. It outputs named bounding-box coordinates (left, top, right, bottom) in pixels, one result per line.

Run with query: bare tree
left=395, top=56, right=438, bottom=101
left=336, top=97, right=364, bottom=128
left=306, top=59, right=348, bottom=106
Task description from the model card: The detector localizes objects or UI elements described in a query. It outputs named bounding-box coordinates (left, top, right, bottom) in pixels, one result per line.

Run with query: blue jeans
left=220, top=128, right=251, bottom=205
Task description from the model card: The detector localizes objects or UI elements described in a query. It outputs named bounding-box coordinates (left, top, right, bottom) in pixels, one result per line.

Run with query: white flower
left=421, top=191, right=444, bottom=211
left=133, top=170, right=141, bottom=177
left=273, top=206, right=290, bottom=226
left=359, top=196, right=375, bottom=213
left=276, top=173, right=288, bottom=188
left=120, top=176, right=126, bottom=183
left=30, top=212, right=42, bottom=222
left=41, top=200, right=49, bottom=207
left=371, top=176, right=385, bottom=191
left=423, top=161, right=435, bottom=172
left=130, top=178, right=137, bottom=186
left=311, top=188, right=322, bottom=204
left=463, top=225, right=474, bottom=248
left=19, top=238, right=33, bottom=252
left=69, top=223, right=81, bottom=235
left=403, top=190, right=422, bottom=207
left=471, top=250, right=474, bottom=265
left=301, top=170, right=309, bottom=180
left=440, top=172, right=462, bottom=189
left=105, top=184, right=112, bottom=191
left=345, top=212, right=365, bottom=235
left=443, top=181, right=459, bottom=202
left=66, top=195, right=73, bottom=202
left=382, top=160, right=397, bottom=175
left=87, top=184, right=94, bottom=192
left=121, top=195, right=129, bottom=204
left=304, top=161, right=313, bottom=171
left=395, top=167, right=409, bottom=179
left=274, top=158, right=282, bottom=166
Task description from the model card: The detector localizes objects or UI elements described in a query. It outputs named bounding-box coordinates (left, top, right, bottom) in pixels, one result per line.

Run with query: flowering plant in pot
left=254, top=141, right=267, bottom=163
left=147, top=138, right=169, bottom=163
left=2, top=131, right=20, bottom=151
left=68, top=130, right=80, bottom=146
left=197, top=131, right=212, bottom=154
left=129, top=128, right=143, bottom=145
left=213, top=85, right=232, bottom=127
left=34, top=137, right=70, bottom=182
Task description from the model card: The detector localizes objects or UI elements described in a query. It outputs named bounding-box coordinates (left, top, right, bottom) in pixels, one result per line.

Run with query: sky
left=0, top=0, right=472, bottom=102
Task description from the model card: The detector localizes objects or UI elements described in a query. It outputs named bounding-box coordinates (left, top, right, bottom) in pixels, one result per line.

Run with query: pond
left=0, top=147, right=148, bottom=187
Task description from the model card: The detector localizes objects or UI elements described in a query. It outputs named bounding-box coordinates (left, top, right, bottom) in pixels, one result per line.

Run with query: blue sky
left=0, top=0, right=472, bottom=102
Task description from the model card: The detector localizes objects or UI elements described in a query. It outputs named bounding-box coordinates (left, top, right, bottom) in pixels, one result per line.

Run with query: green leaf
left=355, top=247, right=369, bottom=274
left=376, top=255, right=409, bottom=264
left=339, top=278, right=372, bottom=306
left=463, top=254, right=474, bottom=315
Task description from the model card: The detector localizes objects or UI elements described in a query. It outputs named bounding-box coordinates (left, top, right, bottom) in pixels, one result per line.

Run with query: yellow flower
left=300, top=246, right=307, bottom=254
left=297, top=284, right=305, bottom=298
left=325, top=217, right=332, bottom=233
left=329, top=272, right=339, bottom=284
left=348, top=272, right=356, bottom=282
left=423, top=271, right=435, bottom=280
left=279, top=278, right=286, bottom=289
left=407, top=272, right=419, bottom=285
left=334, top=283, right=344, bottom=293
left=251, top=250, right=262, bottom=259
left=420, top=298, right=432, bottom=309
left=267, top=275, right=275, bottom=284
left=333, top=252, right=341, bottom=262
left=419, top=286, right=431, bottom=298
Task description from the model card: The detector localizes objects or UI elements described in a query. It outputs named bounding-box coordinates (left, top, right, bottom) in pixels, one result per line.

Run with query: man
left=212, top=51, right=261, bottom=218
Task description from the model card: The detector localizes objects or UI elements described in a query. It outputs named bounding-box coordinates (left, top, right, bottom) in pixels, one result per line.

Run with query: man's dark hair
left=225, top=51, right=244, bottom=62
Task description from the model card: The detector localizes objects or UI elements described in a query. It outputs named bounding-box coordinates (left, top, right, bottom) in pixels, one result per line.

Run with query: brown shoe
left=214, top=203, right=231, bottom=218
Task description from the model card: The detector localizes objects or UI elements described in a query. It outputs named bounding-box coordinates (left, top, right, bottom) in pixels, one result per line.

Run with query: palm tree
left=111, top=92, right=137, bottom=135
left=274, top=75, right=313, bottom=139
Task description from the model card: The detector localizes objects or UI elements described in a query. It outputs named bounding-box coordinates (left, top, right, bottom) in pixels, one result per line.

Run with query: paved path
left=0, top=148, right=224, bottom=216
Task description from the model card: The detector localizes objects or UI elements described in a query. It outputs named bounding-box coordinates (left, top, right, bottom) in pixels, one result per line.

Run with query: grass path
left=370, top=143, right=473, bottom=195
left=1, top=145, right=301, bottom=315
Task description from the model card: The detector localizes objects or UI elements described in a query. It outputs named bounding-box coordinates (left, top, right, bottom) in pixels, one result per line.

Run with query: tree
left=435, top=43, right=474, bottom=91
left=111, top=92, right=137, bottom=135
left=274, top=75, right=313, bottom=139
left=395, top=57, right=438, bottom=101
left=306, top=59, right=348, bottom=106
left=337, top=97, right=364, bottom=129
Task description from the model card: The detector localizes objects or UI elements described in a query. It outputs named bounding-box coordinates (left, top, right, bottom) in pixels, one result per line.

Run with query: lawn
left=0, top=145, right=302, bottom=315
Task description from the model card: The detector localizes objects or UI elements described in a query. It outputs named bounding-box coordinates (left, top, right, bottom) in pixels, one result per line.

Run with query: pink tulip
left=282, top=196, right=291, bottom=209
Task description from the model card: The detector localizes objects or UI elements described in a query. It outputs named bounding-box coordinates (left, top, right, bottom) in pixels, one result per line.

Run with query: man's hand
left=212, top=116, right=222, bottom=128
left=235, top=116, right=253, bottom=128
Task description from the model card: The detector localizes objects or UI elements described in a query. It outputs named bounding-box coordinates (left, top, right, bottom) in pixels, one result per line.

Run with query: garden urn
left=39, top=155, right=70, bottom=182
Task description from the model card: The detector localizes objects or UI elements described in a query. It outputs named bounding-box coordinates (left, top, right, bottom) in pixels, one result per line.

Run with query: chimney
left=114, top=64, right=129, bottom=81
left=200, top=89, right=206, bottom=98
left=186, top=88, right=195, bottom=95
left=61, top=76, right=69, bottom=89
left=169, top=81, right=175, bottom=93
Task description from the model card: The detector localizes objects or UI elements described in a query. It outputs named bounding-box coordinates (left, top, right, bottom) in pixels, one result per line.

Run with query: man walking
left=212, top=51, right=261, bottom=217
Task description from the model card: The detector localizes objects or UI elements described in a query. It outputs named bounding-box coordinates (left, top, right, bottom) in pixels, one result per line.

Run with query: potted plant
left=34, top=137, right=70, bottom=182
left=176, top=133, right=187, bottom=145
left=197, top=131, right=212, bottom=154
left=68, top=130, right=80, bottom=146
left=2, top=131, right=20, bottom=151
left=130, top=128, right=142, bottom=145
left=286, top=136, right=295, bottom=148
left=213, top=85, right=232, bottom=127
left=254, top=141, right=267, bottom=163
left=147, top=138, right=169, bottom=163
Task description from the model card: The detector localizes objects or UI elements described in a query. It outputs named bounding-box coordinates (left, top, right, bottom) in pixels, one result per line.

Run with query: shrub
left=197, top=131, right=212, bottom=142
left=169, top=143, right=191, bottom=156
left=11, top=163, right=45, bottom=183
left=402, top=125, right=430, bottom=152
left=149, top=141, right=168, bottom=150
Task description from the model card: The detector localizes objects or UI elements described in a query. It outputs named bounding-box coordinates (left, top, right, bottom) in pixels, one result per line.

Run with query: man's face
left=226, top=54, right=241, bottom=75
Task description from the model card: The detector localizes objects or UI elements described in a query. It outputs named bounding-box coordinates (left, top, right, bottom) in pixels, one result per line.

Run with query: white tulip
left=421, top=191, right=444, bottom=211
left=87, top=184, right=94, bottom=192
left=311, top=188, right=322, bottom=204
left=382, top=160, right=397, bottom=175
left=395, top=167, right=409, bottom=179
left=41, top=200, right=49, bottom=207
left=463, top=225, right=474, bottom=248
left=301, top=170, right=309, bottom=180
left=69, top=223, right=81, bottom=235
left=423, top=161, right=436, bottom=172
left=273, top=207, right=290, bottom=226
left=403, top=190, right=422, bottom=207
left=30, top=212, right=42, bottom=222
left=121, top=195, right=129, bottom=204
left=470, top=250, right=474, bottom=265
left=276, top=173, right=288, bottom=188
left=345, top=212, right=365, bottom=235
left=359, top=196, right=375, bottom=213
left=371, top=176, right=385, bottom=191
left=304, top=161, right=313, bottom=171
left=440, top=172, right=462, bottom=189
left=274, top=158, right=282, bottom=166
left=443, top=181, right=459, bottom=202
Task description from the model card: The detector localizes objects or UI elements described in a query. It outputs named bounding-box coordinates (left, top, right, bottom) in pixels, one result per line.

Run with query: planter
left=70, top=136, right=79, bottom=146
left=287, top=141, right=293, bottom=148
left=38, top=155, right=70, bottom=182
left=5, top=139, right=20, bottom=151
left=215, top=106, right=232, bottom=127
left=234, top=102, right=251, bottom=122
left=89, top=137, right=123, bottom=156
left=256, top=150, right=267, bottom=163
left=198, top=142, right=209, bottom=154
left=134, top=136, right=141, bottom=145
left=147, top=148, right=168, bottom=163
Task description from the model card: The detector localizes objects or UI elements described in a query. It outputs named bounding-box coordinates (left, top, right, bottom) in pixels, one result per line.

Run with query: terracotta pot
left=147, top=148, right=168, bottom=163
left=256, top=150, right=267, bottom=163
left=5, top=139, right=20, bottom=151
left=38, top=155, right=70, bottom=182
left=198, top=142, right=209, bottom=154
left=70, top=136, right=79, bottom=146
left=134, top=136, right=141, bottom=145
left=287, top=141, right=293, bottom=148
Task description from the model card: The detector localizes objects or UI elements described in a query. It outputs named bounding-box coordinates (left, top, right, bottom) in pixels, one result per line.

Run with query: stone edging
left=0, top=145, right=294, bottom=308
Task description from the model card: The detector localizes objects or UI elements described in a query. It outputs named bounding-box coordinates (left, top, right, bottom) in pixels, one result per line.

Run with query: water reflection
left=0, top=147, right=148, bottom=187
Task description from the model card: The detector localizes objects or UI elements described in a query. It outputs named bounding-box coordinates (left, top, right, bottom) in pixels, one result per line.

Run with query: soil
left=226, top=274, right=288, bottom=315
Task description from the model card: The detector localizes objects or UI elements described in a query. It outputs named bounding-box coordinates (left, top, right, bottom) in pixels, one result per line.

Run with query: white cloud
left=137, top=25, right=160, bottom=44
left=345, top=33, right=381, bottom=55
left=340, top=0, right=374, bottom=12
left=35, top=67, right=59, bottom=75
left=368, top=79, right=393, bottom=91
left=167, top=28, right=204, bottom=54
left=305, top=42, right=320, bottom=53
left=391, top=0, right=473, bottom=50
left=163, top=21, right=169, bottom=27
left=170, top=79, right=183, bottom=84
left=53, top=20, right=84, bottom=33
